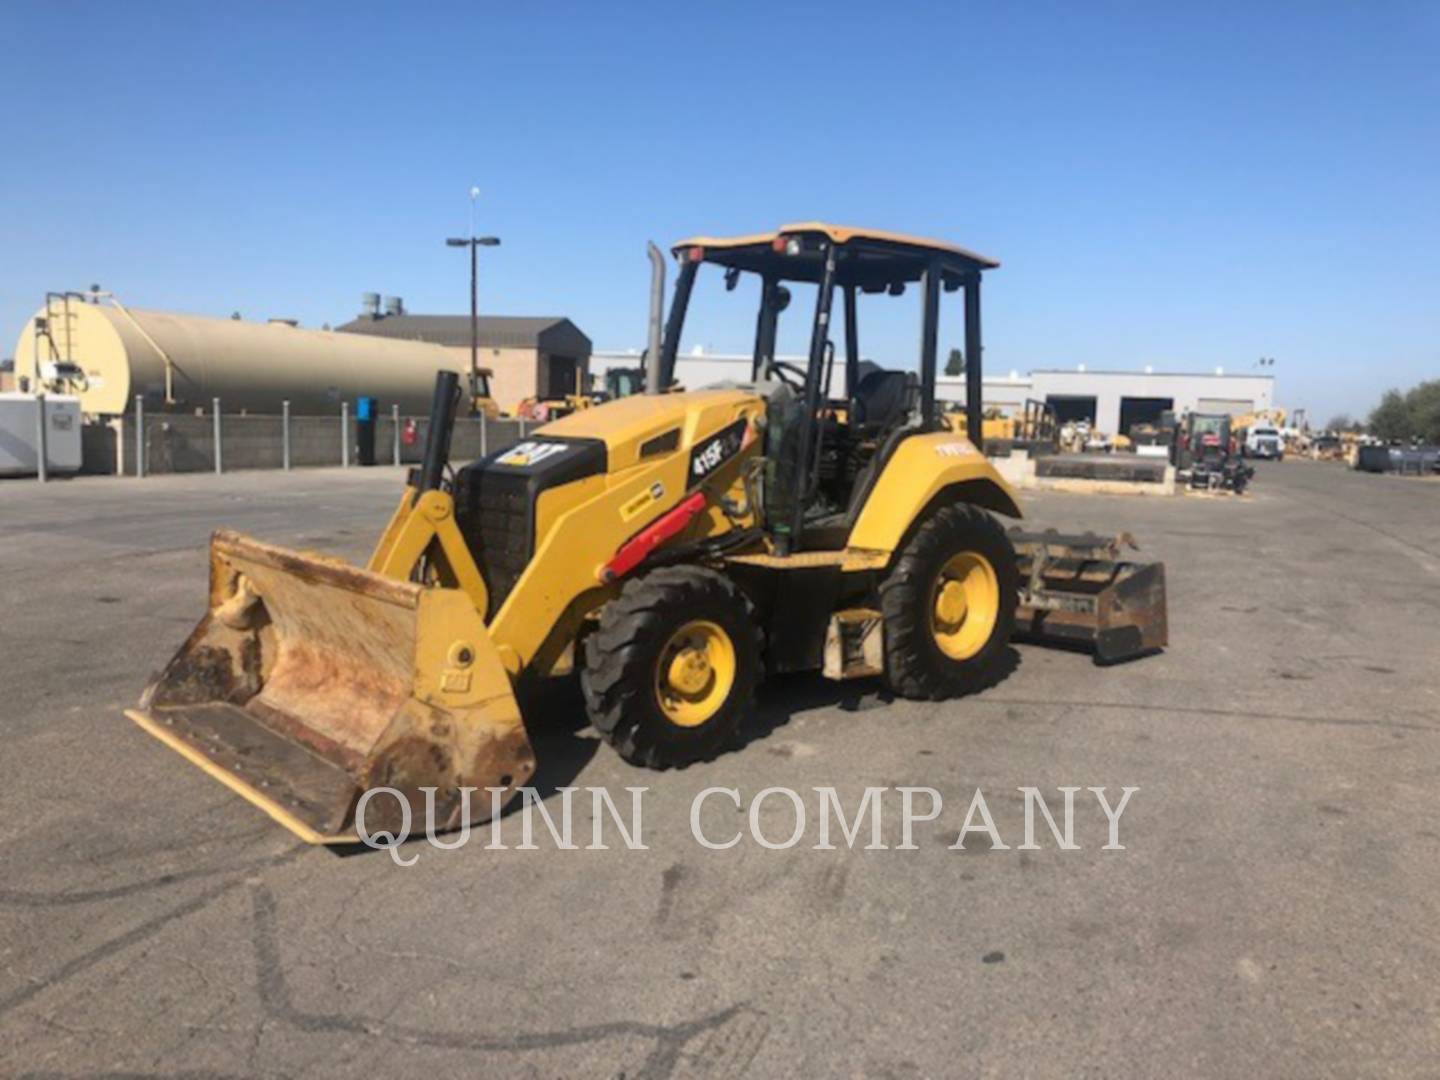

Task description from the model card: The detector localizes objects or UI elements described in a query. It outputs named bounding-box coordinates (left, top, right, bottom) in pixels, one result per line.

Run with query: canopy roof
left=670, top=221, right=999, bottom=291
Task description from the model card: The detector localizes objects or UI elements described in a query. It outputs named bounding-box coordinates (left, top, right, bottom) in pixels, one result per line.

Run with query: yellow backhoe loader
left=128, top=223, right=1167, bottom=843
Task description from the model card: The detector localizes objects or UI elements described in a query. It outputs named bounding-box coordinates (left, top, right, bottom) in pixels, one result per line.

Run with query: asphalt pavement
left=1, top=460, right=1436, bottom=1078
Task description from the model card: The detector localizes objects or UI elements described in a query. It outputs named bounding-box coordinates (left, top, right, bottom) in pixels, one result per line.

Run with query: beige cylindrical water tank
left=11, top=302, right=469, bottom=415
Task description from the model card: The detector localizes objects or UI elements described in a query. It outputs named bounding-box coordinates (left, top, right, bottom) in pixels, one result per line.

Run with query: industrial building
left=592, top=350, right=1276, bottom=434
left=1006, top=368, right=1276, bottom=434
left=336, top=300, right=592, bottom=413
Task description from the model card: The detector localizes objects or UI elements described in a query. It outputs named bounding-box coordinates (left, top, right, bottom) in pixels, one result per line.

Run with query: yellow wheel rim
left=929, top=551, right=1000, bottom=661
left=654, top=619, right=736, bottom=727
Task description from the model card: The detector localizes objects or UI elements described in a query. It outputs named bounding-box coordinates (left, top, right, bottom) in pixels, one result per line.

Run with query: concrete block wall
left=222, top=415, right=289, bottom=470
left=287, top=417, right=351, bottom=468
left=146, top=415, right=217, bottom=473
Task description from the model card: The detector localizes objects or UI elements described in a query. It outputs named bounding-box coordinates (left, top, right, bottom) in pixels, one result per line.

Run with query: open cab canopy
left=671, top=222, right=999, bottom=292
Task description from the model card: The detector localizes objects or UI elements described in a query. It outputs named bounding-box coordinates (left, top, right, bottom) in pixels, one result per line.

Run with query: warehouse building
left=337, top=301, right=592, bottom=413
left=1012, top=368, right=1276, bottom=434
left=593, top=349, right=1275, bottom=435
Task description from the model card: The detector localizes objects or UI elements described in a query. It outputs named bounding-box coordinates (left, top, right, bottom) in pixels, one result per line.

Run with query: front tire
left=581, top=566, right=761, bottom=768
left=880, top=503, right=1018, bottom=700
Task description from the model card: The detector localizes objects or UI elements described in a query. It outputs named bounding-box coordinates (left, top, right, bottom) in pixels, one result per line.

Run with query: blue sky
left=3, top=1, right=1436, bottom=421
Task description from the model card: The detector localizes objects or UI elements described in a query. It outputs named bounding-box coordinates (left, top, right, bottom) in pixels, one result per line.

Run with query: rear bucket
left=1010, top=529, right=1168, bottom=664
left=127, top=529, right=535, bottom=843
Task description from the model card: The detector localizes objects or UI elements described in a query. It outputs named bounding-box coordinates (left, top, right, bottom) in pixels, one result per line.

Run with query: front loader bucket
left=126, top=529, right=535, bottom=844
left=1010, top=529, right=1168, bottom=664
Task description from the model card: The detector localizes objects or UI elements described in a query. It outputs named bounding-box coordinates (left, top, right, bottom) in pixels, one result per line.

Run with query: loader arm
left=367, top=486, right=491, bottom=617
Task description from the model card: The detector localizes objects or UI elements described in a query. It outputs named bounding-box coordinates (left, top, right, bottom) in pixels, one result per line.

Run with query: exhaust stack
left=645, top=241, right=665, bottom=394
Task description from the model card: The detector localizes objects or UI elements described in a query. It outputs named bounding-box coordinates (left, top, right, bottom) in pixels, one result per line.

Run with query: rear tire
left=880, top=503, right=1018, bottom=700
left=582, top=566, right=760, bottom=768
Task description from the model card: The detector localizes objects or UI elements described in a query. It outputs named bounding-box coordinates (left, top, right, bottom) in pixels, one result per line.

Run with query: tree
left=1366, top=379, right=1440, bottom=443
left=1325, top=414, right=1358, bottom=433
left=1409, top=379, right=1440, bottom=443
left=1368, top=389, right=1412, bottom=442
left=944, top=348, right=964, bottom=377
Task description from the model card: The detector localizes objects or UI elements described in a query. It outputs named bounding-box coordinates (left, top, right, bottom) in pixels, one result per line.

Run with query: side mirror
left=724, top=267, right=741, bottom=292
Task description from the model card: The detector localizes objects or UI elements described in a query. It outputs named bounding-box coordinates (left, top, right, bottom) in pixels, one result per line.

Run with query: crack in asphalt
left=19, top=1072, right=264, bottom=1079
left=977, top=696, right=1437, bottom=732
left=1265, top=480, right=1440, bottom=567
left=0, top=846, right=309, bottom=1020
left=0, top=855, right=294, bottom=908
left=2, top=860, right=761, bottom=1078
left=247, top=881, right=756, bottom=1080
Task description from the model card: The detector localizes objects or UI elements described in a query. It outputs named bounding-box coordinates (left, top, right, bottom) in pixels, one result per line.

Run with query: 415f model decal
left=688, top=418, right=749, bottom=487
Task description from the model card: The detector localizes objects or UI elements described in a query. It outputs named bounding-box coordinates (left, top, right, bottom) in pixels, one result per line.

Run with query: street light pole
left=447, top=188, right=501, bottom=415
left=468, top=237, right=478, bottom=405
left=467, top=185, right=479, bottom=410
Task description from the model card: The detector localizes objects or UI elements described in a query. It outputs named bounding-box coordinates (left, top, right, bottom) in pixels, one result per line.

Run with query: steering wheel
left=769, top=360, right=807, bottom=390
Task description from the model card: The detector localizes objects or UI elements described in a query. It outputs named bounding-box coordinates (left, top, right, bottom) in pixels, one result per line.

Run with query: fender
left=847, top=432, right=1023, bottom=554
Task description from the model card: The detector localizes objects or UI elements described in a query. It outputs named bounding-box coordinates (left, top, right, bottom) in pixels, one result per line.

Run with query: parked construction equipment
left=599, top=366, right=647, bottom=401
left=128, top=223, right=1169, bottom=843
left=468, top=367, right=503, bottom=419
left=1179, top=412, right=1254, bottom=492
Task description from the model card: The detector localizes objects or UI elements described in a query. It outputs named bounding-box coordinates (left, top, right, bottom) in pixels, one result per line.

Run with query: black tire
left=581, top=566, right=761, bottom=768
left=880, top=502, right=1018, bottom=700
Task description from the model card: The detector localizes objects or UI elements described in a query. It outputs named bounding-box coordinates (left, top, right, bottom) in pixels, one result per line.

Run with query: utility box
left=355, top=395, right=377, bottom=466
left=0, top=393, right=83, bottom=477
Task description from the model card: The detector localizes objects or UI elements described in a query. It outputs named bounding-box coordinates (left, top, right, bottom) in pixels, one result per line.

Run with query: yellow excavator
left=128, top=223, right=1167, bottom=843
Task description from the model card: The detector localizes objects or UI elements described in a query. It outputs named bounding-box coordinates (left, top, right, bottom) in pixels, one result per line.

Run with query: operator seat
left=850, top=368, right=915, bottom=436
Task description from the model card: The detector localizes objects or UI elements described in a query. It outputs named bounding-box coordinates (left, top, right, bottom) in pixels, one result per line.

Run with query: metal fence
left=114, top=398, right=531, bottom=477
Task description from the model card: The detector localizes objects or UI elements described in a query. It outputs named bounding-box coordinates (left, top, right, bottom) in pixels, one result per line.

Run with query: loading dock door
left=1046, top=395, right=1097, bottom=425
left=1119, top=396, right=1174, bottom=434
left=1196, top=397, right=1253, bottom=417
left=542, top=355, right=579, bottom=399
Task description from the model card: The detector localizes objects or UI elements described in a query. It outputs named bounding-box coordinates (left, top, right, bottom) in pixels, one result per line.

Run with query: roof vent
left=383, top=296, right=405, bottom=317
left=361, top=292, right=381, bottom=318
